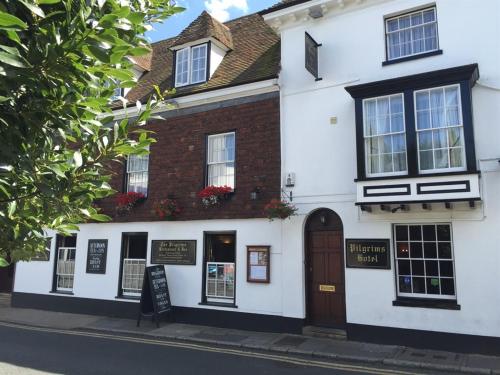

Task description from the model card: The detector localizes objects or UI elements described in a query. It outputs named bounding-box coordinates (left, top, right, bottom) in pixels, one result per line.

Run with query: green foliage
left=0, top=0, right=183, bottom=265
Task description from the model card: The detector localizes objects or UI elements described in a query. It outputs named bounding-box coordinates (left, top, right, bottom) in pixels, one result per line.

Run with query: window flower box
left=152, top=198, right=181, bottom=220
left=116, top=192, right=145, bottom=216
left=198, top=185, right=233, bottom=207
left=264, top=199, right=298, bottom=221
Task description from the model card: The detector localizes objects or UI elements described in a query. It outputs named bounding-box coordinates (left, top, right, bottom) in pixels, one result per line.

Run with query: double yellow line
left=0, top=321, right=421, bottom=375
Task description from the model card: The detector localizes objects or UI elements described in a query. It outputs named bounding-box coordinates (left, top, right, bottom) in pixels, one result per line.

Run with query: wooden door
left=307, top=229, right=346, bottom=327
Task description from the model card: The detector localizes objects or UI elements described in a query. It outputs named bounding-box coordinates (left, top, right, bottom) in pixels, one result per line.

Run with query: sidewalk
left=1, top=294, right=499, bottom=374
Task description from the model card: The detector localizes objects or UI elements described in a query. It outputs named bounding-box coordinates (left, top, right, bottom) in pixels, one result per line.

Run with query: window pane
left=387, top=19, right=399, bottom=31
left=416, top=92, right=429, bottom=110
left=426, top=278, right=440, bottom=294
left=369, top=155, right=380, bottom=174
left=423, top=9, right=435, bottom=22
left=387, top=33, right=400, bottom=59
left=424, top=242, right=437, bottom=258
left=419, top=150, right=434, bottom=170
left=393, top=134, right=406, bottom=152
left=398, top=260, right=411, bottom=274
left=450, top=148, right=463, bottom=168
left=395, top=225, right=408, bottom=241
left=445, top=86, right=459, bottom=106
left=397, top=243, right=410, bottom=258
left=412, top=26, right=425, bottom=53
left=410, top=242, right=423, bottom=258
left=418, top=131, right=432, bottom=150
left=412, top=277, right=425, bottom=293
left=412, top=260, right=424, bottom=275
left=438, top=242, right=452, bottom=259
left=439, top=261, right=454, bottom=277
left=425, top=261, right=439, bottom=276
left=380, top=136, right=392, bottom=154
left=437, top=225, right=451, bottom=241
left=441, top=279, right=455, bottom=295
left=433, top=129, right=448, bottom=149
left=393, top=152, right=407, bottom=172
left=399, top=276, right=412, bottom=293
left=411, top=13, right=423, bottom=26
left=381, top=154, right=393, bottom=173
left=423, top=225, right=436, bottom=241
left=434, top=149, right=449, bottom=169
left=417, top=110, right=431, bottom=130
left=409, top=225, right=422, bottom=240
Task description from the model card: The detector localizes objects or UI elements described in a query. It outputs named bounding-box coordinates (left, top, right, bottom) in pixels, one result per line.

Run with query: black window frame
left=200, top=231, right=237, bottom=308
left=392, top=223, right=461, bottom=310
left=382, top=5, right=443, bottom=66
left=345, top=64, right=479, bottom=182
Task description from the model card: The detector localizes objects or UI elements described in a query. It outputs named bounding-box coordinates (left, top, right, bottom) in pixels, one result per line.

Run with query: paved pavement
left=1, top=293, right=499, bottom=374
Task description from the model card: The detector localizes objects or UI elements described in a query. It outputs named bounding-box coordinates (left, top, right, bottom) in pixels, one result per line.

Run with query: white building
left=261, top=0, right=500, bottom=352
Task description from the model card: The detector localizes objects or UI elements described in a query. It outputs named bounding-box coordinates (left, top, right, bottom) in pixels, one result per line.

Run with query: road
left=0, top=322, right=444, bottom=375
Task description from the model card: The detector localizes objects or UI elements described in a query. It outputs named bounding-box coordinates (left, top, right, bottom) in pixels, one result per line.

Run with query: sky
left=146, top=0, right=279, bottom=43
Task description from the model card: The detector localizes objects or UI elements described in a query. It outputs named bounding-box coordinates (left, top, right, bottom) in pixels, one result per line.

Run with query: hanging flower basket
left=198, top=185, right=233, bottom=207
left=152, top=198, right=181, bottom=220
left=116, top=192, right=145, bottom=216
left=264, top=199, right=298, bottom=221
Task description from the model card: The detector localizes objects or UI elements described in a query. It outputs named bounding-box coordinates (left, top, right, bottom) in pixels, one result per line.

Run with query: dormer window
left=175, top=44, right=208, bottom=87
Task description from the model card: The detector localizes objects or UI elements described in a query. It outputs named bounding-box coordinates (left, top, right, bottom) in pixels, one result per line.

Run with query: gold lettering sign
left=319, top=284, right=336, bottom=292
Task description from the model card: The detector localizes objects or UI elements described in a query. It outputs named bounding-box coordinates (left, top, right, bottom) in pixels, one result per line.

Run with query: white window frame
left=207, top=132, right=235, bottom=188
left=175, top=47, right=190, bottom=87
left=385, top=7, right=439, bottom=61
left=206, top=262, right=235, bottom=303
left=122, top=258, right=146, bottom=297
left=56, top=247, right=76, bottom=292
left=126, top=149, right=149, bottom=196
left=362, top=93, right=408, bottom=178
left=414, top=84, right=467, bottom=174
left=190, top=44, right=208, bottom=84
left=394, top=223, right=457, bottom=300
left=175, top=43, right=208, bottom=87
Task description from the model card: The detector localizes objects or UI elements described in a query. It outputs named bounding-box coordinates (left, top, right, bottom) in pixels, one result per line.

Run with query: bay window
left=207, top=132, right=235, bottom=188
left=345, top=64, right=479, bottom=181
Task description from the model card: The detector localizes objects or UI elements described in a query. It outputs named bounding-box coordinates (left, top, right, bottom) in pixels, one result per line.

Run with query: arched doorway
left=305, top=208, right=346, bottom=328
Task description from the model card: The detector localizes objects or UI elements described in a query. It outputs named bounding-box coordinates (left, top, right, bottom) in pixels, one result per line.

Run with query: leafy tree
left=0, top=0, right=183, bottom=266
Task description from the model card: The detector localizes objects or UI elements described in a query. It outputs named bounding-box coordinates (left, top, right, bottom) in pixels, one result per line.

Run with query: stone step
left=302, top=325, right=347, bottom=340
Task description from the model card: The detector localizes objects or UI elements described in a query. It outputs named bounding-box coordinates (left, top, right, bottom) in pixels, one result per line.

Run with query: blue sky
left=146, top=0, right=279, bottom=43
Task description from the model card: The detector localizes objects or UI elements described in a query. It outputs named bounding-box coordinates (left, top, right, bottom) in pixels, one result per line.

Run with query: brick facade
left=99, top=94, right=281, bottom=222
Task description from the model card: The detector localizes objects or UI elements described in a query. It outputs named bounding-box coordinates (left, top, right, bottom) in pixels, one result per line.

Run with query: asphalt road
left=0, top=322, right=442, bottom=375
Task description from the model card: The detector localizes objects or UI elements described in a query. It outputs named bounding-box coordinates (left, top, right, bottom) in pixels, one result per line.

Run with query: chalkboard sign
left=305, top=32, right=322, bottom=81
left=86, top=239, right=108, bottom=274
left=151, top=240, right=196, bottom=265
left=345, top=239, right=391, bottom=269
left=137, top=265, right=172, bottom=328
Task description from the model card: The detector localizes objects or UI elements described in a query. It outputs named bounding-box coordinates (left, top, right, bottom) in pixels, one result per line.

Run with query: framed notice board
left=86, top=239, right=108, bottom=274
left=247, top=246, right=270, bottom=283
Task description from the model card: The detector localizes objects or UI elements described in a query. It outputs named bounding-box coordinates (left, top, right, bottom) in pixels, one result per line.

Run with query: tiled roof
left=174, top=11, right=233, bottom=50
left=123, top=13, right=280, bottom=105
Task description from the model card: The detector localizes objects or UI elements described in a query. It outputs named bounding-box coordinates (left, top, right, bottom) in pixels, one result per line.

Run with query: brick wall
left=98, top=95, right=281, bottom=221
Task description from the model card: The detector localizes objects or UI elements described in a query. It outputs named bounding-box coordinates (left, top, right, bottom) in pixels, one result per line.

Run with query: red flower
left=197, top=185, right=233, bottom=199
left=116, top=192, right=145, bottom=207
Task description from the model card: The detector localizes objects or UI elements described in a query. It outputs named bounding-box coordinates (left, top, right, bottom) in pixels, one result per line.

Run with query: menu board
left=247, top=246, right=270, bottom=283
left=86, top=239, right=108, bottom=274
left=151, top=240, right=196, bottom=265
left=137, top=265, right=172, bottom=328
left=345, top=239, right=391, bottom=269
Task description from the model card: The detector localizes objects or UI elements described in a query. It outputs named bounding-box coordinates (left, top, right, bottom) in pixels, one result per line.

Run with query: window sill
left=393, top=298, right=460, bottom=310
left=355, top=170, right=480, bottom=182
left=115, top=295, right=140, bottom=301
left=50, top=291, right=74, bottom=296
left=198, top=301, right=238, bottom=309
left=382, top=50, right=443, bottom=66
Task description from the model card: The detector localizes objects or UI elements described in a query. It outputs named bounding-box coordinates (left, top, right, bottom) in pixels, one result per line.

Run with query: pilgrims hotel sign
left=345, top=239, right=391, bottom=269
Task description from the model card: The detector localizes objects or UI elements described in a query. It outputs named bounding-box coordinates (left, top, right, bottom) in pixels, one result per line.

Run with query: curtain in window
left=207, top=133, right=235, bottom=188
left=127, top=153, right=149, bottom=195
left=364, top=94, right=407, bottom=176
left=416, top=85, right=465, bottom=172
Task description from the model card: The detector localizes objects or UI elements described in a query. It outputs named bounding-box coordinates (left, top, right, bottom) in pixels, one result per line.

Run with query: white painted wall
left=272, top=0, right=500, bottom=337
left=14, top=219, right=305, bottom=318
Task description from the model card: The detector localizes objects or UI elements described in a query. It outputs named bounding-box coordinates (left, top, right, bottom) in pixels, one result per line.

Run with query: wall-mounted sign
left=319, top=284, right=336, bottom=292
left=345, top=239, right=390, bottom=269
left=305, top=32, right=322, bottom=81
left=86, top=239, right=108, bottom=274
left=247, top=246, right=270, bottom=283
left=137, top=265, right=172, bottom=328
left=151, top=240, right=196, bottom=265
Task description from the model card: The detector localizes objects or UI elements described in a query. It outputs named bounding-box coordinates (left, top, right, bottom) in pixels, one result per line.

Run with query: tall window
left=175, top=44, right=208, bottom=87
left=53, top=235, right=77, bottom=292
left=207, top=132, right=235, bottom=188
left=363, top=94, right=407, bottom=176
left=127, top=152, right=149, bottom=195
left=119, top=233, right=147, bottom=297
left=191, top=44, right=207, bottom=84
left=386, top=7, right=438, bottom=60
left=415, top=85, right=466, bottom=172
left=204, top=233, right=236, bottom=305
left=394, top=224, right=456, bottom=299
